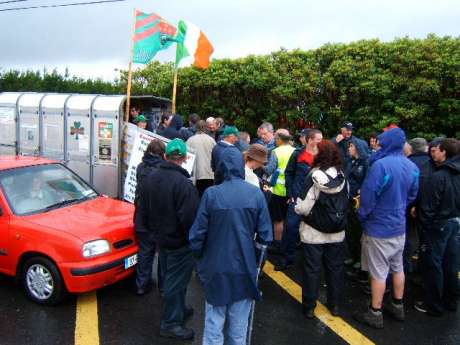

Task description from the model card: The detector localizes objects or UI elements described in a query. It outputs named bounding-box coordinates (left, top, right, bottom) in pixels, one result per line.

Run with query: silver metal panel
left=17, top=93, right=45, bottom=156
left=66, top=95, right=97, bottom=185
left=92, top=95, right=125, bottom=112
left=92, top=95, right=122, bottom=197
left=0, top=106, right=16, bottom=147
left=41, top=94, right=71, bottom=160
left=0, top=92, right=23, bottom=105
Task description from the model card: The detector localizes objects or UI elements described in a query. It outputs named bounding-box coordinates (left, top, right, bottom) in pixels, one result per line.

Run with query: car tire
left=21, top=256, right=67, bottom=305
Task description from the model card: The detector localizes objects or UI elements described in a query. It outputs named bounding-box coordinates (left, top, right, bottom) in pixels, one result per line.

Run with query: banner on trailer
left=123, top=127, right=195, bottom=203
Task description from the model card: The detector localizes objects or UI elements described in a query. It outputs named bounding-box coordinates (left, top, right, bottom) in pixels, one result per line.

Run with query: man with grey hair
left=407, top=138, right=430, bottom=170
left=206, top=117, right=218, bottom=141
left=257, top=122, right=276, bottom=152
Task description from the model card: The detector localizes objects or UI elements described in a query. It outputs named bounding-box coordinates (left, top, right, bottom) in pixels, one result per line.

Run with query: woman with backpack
left=295, top=140, right=349, bottom=319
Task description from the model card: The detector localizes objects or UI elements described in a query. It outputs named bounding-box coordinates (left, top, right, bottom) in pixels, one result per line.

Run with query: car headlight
left=82, top=240, right=111, bottom=258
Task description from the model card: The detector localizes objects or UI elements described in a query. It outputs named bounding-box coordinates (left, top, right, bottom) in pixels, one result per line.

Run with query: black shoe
left=135, top=285, right=152, bottom=296
left=184, top=307, right=194, bottom=320
left=302, top=306, right=315, bottom=319
left=327, top=304, right=340, bottom=317
left=159, top=326, right=195, bottom=340
left=353, top=308, right=383, bottom=329
left=274, top=259, right=293, bottom=271
left=414, top=301, right=443, bottom=317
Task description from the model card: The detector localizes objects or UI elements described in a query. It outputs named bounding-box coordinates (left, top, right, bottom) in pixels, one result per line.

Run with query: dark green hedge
left=2, top=35, right=459, bottom=139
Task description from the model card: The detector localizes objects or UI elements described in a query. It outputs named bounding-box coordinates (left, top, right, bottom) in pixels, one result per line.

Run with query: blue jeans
left=280, top=203, right=301, bottom=263
left=203, top=298, right=252, bottom=345
left=420, top=218, right=460, bottom=314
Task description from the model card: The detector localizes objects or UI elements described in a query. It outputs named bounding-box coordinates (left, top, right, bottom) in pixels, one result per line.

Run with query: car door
left=0, top=196, right=11, bottom=274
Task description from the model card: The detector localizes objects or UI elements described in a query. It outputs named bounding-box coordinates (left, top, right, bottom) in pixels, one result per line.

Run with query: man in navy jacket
left=354, top=128, right=419, bottom=329
left=140, top=139, right=199, bottom=340
left=189, top=148, right=272, bottom=345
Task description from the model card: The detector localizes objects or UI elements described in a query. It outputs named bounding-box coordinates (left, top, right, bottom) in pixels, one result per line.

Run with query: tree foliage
left=2, top=35, right=459, bottom=139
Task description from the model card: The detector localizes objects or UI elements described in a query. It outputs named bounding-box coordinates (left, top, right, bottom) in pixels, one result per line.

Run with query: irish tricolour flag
left=175, top=20, right=214, bottom=69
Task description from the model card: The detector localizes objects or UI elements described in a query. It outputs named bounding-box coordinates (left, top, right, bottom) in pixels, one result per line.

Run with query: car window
left=0, top=164, right=98, bottom=215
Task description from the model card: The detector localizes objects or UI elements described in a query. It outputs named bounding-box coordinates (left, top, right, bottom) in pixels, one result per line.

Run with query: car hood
left=21, top=196, right=135, bottom=243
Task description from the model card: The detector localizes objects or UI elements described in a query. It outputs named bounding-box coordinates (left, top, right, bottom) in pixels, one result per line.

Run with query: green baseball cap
left=135, top=114, right=146, bottom=123
left=223, top=125, right=239, bottom=137
left=166, top=138, right=187, bottom=157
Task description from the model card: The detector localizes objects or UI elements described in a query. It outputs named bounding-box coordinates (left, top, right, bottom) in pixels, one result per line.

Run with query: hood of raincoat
left=350, top=137, right=369, bottom=160
left=368, top=128, right=406, bottom=165
left=216, top=148, right=245, bottom=181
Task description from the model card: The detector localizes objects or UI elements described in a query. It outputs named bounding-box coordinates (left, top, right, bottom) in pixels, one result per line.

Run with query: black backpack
left=303, top=171, right=349, bottom=233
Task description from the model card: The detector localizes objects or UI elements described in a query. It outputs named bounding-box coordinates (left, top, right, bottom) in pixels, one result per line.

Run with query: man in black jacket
left=415, top=138, right=460, bottom=316
left=140, top=138, right=200, bottom=340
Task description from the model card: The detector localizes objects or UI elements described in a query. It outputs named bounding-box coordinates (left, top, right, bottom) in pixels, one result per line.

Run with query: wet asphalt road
left=1, top=251, right=460, bottom=345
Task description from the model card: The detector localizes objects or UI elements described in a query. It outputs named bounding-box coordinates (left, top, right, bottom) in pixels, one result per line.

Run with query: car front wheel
left=21, top=257, right=67, bottom=305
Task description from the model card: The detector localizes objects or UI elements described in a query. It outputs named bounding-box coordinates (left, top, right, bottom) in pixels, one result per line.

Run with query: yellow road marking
left=264, top=261, right=375, bottom=345
left=75, top=292, right=99, bottom=345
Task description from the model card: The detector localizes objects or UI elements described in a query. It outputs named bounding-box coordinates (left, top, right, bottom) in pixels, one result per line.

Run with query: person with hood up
left=294, top=140, right=349, bottom=319
left=210, top=126, right=242, bottom=185
left=189, top=148, right=272, bottom=345
left=134, top=139, right=165, bottom=295
left=161, top=114, right=187, bottom=140
left=415, top=138, right=460, bottom=316
left=354, top=127, right=419, bottom=329
left=139, top=138, right=200, bottom=340
left=345, top=137, right=369, bottom=269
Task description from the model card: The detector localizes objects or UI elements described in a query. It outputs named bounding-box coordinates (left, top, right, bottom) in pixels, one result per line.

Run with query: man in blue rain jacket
left=189, top=148, right=272, bottom=345
left=354, top=127, right=419, bottom=329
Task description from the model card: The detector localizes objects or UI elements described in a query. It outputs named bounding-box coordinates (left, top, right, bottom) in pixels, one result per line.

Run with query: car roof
left=0, top=156, right=58, bottom=171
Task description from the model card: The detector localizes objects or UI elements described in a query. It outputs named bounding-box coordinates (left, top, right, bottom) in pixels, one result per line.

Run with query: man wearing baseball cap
left=211, top=125, right=243, bottom=184
left=333, top=121, right=368, bottom=175
left=139, top=138, right=200, bottom=340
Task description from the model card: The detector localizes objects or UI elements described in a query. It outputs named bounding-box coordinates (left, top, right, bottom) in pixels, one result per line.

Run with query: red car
left=0, top=156, right=138, bottom=304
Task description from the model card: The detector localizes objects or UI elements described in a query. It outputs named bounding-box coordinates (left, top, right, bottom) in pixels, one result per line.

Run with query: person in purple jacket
left=354, top=127, right=419, bottom=329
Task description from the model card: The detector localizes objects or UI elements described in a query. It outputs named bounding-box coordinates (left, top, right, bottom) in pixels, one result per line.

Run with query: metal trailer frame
left=0, top=92, right=171, bottom=198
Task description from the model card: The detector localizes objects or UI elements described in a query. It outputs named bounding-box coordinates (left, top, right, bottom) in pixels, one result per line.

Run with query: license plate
left=124, top=254, right=138, bottom=269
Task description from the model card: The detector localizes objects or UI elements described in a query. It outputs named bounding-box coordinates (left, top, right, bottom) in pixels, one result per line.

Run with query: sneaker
left=353, top=308, right=384, bottom=329
left=414, top=301, right=428, bottom=313
left=414, top=301, right=443, bottom=317
left=383, top=302, right=405, bottom=321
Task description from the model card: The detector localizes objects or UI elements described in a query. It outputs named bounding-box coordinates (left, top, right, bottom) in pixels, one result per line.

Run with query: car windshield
left=0, top=163, right=98, bottom=215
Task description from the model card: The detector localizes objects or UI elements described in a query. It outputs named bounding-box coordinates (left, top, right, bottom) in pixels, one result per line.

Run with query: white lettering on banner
left=122, top=126, right=196, bottom=203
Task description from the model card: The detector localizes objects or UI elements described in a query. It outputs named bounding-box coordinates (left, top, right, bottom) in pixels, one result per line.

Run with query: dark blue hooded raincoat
left=189, top=149, right=273, bottom=306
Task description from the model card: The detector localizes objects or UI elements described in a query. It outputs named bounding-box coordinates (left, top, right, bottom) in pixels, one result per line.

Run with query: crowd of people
left=132, top=112, right=460, bottom=343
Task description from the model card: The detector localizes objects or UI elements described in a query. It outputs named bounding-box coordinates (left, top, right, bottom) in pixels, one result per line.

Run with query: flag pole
left=172, top=68, right=178, bottom=114
left=125, top=8, right=137, bottom=123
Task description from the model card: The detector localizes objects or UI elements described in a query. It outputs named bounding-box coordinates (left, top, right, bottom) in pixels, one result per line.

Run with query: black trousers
left=301, top=241, right=345, bottom=310
left=135, top=231, right=157, bottom=290
left=159, top=245, right=195, bottom=329
left=420, top=219, right=460, bottom=314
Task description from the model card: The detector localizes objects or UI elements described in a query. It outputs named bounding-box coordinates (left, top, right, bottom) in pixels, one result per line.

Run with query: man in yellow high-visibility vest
left=268, top=129, right=295, bottom=249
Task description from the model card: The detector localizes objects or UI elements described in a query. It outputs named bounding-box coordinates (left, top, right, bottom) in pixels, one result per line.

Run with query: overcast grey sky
left=0, top=0, right=459, bottom=81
